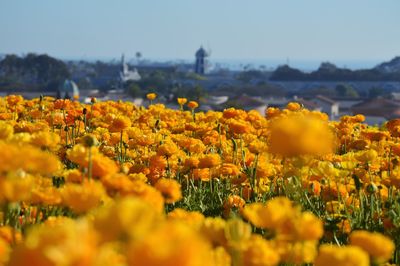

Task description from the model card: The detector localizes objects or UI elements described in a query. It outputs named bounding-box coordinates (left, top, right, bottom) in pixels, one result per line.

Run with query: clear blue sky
left=1, top=0, right=400, bottom=63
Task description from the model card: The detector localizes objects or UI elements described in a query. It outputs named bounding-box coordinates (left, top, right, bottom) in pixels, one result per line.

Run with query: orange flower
left=223, top=195, right=245, bottom=217
left=154, top=178, right=182, bottom=204
left=286, top=102, right=302, bottom=111
left=157, top=142, right=179, bottom=157
left=192, top=168, right=210, bottom=181
left=61, top=180, right=105, bottom=214
left=187, top=101, right=199, bottom=109
left=198, top=154, right=221, bottom=168
left=53, top=99, right=71, bottom=110
left=228, top=120, right=252, bottom=135
left=349, top=230, right=395, bottom=263
left=219, top=163, right=240, bottom=176
left=91, top=154, right=119, bottom=178
left=109, top=116, right=131, bottom=132
left=315, top=245, right=369, bottom=266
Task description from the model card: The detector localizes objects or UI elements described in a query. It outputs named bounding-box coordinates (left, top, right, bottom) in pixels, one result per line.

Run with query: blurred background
left=1, top=0, right=400, bottom=124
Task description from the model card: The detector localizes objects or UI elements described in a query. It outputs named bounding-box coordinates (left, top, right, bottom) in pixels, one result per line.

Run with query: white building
left=312, top=95, right=339, bottom=120
left=120, top=54, right=141, bottom=83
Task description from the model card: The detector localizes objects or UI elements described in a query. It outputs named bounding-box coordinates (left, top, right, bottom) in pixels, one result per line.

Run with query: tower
left=194, top=46, right=208, bottom=75
left=119, top=53, right=141, bottom=86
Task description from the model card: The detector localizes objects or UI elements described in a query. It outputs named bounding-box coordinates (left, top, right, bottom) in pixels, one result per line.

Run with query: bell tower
left=194, top=46, right=208, bottom=75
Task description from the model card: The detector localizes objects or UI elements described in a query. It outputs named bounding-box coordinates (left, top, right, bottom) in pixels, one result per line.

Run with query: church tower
left=194, top=46, right=208, bottom=75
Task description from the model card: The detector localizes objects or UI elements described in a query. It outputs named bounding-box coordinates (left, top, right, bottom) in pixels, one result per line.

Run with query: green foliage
left=335, top=84, right=359, bottom=97
left=271, top=63, right=400, bottom=81
left=0, top=53, right=70, bottom=91
left=125, top=81, right=142, bottom=98
left=369, top=87, right=386, bottom=98
left=236, top=70, right=267, bottom=83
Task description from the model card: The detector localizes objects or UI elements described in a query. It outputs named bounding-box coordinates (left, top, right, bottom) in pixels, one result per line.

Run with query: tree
left=335, top=84, right=359, bottom=98
left=126, top=82, right=142, bottom=98
left=0, top=53, right=70, bottom=91
left=135, top=52, right=142, bottom=65
left=368, top=87, right=385, bottom=98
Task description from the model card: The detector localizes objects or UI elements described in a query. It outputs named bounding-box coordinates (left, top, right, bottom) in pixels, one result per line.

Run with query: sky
left=1, top=0, right=400, bottom=68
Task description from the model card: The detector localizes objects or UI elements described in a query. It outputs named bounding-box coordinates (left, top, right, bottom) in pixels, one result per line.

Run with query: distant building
left=351, top=98, right=400, bottom=124
left=57, top=79, right=79, bottom=99
left=120, top=54, right=141, bottom=84
left=296, top=98, right=322, bottom=112
left=194, top=46, right=208, bottom=75
left=312, top=95, right=339, bottom=120
left=336, top=99, right=363, bottom=116
left=229, top=94, right=268, bottom=114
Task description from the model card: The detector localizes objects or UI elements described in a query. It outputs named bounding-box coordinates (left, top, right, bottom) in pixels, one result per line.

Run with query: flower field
left=1, top=94, right=400, bottom=266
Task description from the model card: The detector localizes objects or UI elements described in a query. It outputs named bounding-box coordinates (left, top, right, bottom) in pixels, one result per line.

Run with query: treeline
left=0, top=53, right=70, bottom=91
left=270, top=62, right=400, bottom=81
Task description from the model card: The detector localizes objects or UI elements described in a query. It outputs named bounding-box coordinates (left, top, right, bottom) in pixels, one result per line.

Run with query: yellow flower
left=294, top=212, right=323, bottom=241
left=125, top=181, right=165, bottom=213
left=61, top=180, right=105, bottom=214
left=265, top=107, right=281, bottom=119
left=0, top=122, right=13, bottom=140
left=200, top=217, right=227, bottom=246
left=224, top=218, right=251, bottom=249
left=109, top=116, right=131, bottom=132
left=211, top=247, right=231, bottom=266
left=219, top=163, right=240, bottom=176
left=0, top=237, right=10, bottom=265
left=167, top=208, right=205, bottom=229
left=228, top=119, right=252, bottom=135
left=248, top=139, right=268, bottom=154
left=30, top=186, right=62, bottom=205
left=93, top=196, right=162, bottom=243
left=243, top=235, right=280, bottom=266
left=355, top=149, right=378, bottom=163
left=0, top=171, right=33, bottom=203
left=349, top=230, right=395, bottom=263
left=199, top=154, right=221, bottom=168
left=93, top=243, right=127, bottom=266
left=91, top=154, right=119, bottom=178
left=192, top=168, right=210, bottom=181
left=30, top=131, right=60, bottom=149
left=286, top=102, right=302, bottom=111
left=157, top=141, right=179, bottom=157
left=0, top=142, right=61, bottom=175
left=127, top=221, right=212, bottom=266
left=268, top=112, right=335, bottom=157
left=223, top=195, right=246, bottom=217
left=177, top=98, right=188, bottom=106
left=242, top=197, right=295, bottom=231
left=63, top=169, right=83, bottom=183
left=276, top=240, right=318, bottom=265
left=315, top=245, right=369, bottom=266
left=146, top=93, right=157, bottom=101
left=8, top=218, right=97, bottom=266
left=6, top=95, right=23, bottom=106
left=154, top=178, right=182, bottom=204
left=67, top=144, right=93, bottom=166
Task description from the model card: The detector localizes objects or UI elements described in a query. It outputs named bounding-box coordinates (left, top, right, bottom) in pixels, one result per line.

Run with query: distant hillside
left=0, top=53, right=70, bottom=91
left=374, top=57, right=400, bottom=73
left=271, top=58, right=400, bottom=81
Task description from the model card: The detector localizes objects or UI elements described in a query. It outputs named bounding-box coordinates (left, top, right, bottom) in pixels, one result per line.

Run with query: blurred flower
left=315, top=245, right=369, bottom=266
left=349, top=230, right=395, bottom=263
left=154, top=178, right=182, bottom=204
left=146, top=93, right=157, bottom=101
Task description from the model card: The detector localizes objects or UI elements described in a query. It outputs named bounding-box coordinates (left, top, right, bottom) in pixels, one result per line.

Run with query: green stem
left=88, top=147, right=93, bottom=180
